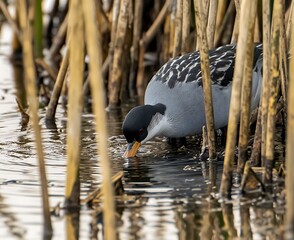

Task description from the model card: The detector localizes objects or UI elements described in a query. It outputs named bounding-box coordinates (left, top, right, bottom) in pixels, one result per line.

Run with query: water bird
left=122, top=44, right=263, bottom=157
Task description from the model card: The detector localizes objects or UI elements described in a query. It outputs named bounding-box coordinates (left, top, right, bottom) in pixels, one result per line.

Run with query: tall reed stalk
left=261, top=0, right=271, bottom=166
left=237, top=2, right=257, bottom=175
left=207, top=0, right=218, bottom=48
left=220, top=0, right=257, bottom=197
left=18, top=0, right=52, bottom=235
left=231, top=0, right=240, bottom=43
left=82, top=0, right=117, bottom=238
left=285, top=10, right=294, bottom=237
left=136, top=0, right=169, bottom=97
left=173, top=0, right=182, bottom=57
left=181, top=0, right=191, bottom=54
left=194, top=0, right=217, bottom=160
left=108, top=0, right=130, bottom=108
left=264, top=0, right=282, bottom=186
left=129, top=1, right=143, bottom=97
left=65, top=0, right=85, bottom=207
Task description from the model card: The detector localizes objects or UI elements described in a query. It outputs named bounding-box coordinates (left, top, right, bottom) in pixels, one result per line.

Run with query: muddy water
left=0, top=24, right=285, bottom=240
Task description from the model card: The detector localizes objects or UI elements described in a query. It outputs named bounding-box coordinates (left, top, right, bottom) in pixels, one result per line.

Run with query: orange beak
left=123, top=141, right=141, bottom=158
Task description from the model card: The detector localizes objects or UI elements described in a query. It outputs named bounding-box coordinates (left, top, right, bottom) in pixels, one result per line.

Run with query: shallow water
left=0, top=24, right=286, bottom=239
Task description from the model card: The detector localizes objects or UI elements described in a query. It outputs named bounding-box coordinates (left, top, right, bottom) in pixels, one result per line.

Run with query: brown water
left=0, top=24, right=286, bottom=239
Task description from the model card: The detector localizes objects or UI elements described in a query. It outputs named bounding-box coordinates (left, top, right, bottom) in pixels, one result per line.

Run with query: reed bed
left=1, top=0, right=294, bottom=238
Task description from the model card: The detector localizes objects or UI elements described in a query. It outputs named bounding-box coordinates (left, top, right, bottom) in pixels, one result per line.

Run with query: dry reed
left=129, top=1, right=143, bottom=97
left=207, top=0, right=218, bottom=48
left=49, top=14, right=68, bottom=59
left=64, top=0, right=85, bottom=207
left=45, top=49, right=69, bottom=121
left=264, top=0, right=282, bottom=186
left=231, top=0, right=240, bottom=43
left=285, top=8, right=294, bottom=236
left=220, top=0, right=258, bottom=197
left=82, top=0, right=117, bottom=238
left=237, top=2, right=257, bottom=175
left=194, top=0, right=217, bottom=160
left=18, top=0, right=52, bottom=235
left=261, top=0, right=271, bottom=166
left=137, top=0, right=169, bottom=97
left=181, top=0, right=191, bottom=54
left=173, top=0, right=182, bottom=57
left=108, top=0, right=130, bottom=108
left=0, top=1, right=22, bottom=42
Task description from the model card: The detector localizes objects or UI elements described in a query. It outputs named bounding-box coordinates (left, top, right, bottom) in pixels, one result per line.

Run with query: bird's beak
left=123, top=141, right=141, bottom=158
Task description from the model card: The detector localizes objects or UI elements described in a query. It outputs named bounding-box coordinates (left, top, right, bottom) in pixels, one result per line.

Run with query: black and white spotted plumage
left=154, top=43, right=263, bottom=89
left=122, top=43, right=263, bottom=157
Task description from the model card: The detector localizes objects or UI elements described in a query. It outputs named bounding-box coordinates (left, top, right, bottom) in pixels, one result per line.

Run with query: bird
left=122, top=43, right=263, bottom=158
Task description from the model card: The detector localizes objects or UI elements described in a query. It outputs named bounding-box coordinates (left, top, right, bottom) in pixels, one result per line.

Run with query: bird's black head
left=122, top=104, right=166, bottom=144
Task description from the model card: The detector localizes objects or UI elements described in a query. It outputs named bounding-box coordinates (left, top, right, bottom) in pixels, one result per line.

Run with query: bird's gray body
left=144, top=44, right=263, bottom=138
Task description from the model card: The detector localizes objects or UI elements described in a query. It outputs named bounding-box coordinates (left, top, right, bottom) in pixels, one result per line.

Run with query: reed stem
left=49, top=14, right=68, bottom=58
left=181, top=0, right=191, bottom=54
left=264, top=0, right=282, bottom=187
left=137, top=0, right=170, bottom=97
left=173, top=0, right=182, bottom=57
left=231, top=0, right=240, bottom=43
left=286, top=0, right=294, bottom=48
left=194, top=0, right=217, bottom=160
left=249, top=107, right=262, bottom=166
left=82, top=0, right=117, bottom=238
left=207, top=0, right=218, bottom=48
left=108, top=0, right=130, bottom=108
left=261, top=0, right=271, bottom=166
left=129, top=1, right=143, bottom=97
left=285, top=11, right=294, bottom=237
left=0, top=1, right=22, bottom=42
left=65, top=0, right=85, bottom=208
left=220, top=0, right=256, bottom=197
left=237, top=1, right=257, bottom=175
left=18, top=0, right=52, bottom=235
left=45, top=49, right=69, bottom=121
left=279, top=1, right=288, bottom=124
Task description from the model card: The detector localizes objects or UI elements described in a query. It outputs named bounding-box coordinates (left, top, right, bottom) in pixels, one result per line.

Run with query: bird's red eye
left=138, top=128, right=144, bottom=134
